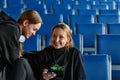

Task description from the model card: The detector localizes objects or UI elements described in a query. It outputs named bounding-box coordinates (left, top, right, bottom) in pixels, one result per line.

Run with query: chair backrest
left=53, top=3, right=72, bottom=10
left=107, top=24, right=120, bottom=34
left=23, top=34, right=41, bottom=51
left=99, top=10, right=120, bottom=15
left=95, top=34, right=120, bottom=64
left=84, top=54, right=112, bottom=80
left=91, top=4, right=109, bottom=10
left=76, top=23, right=106, bottom=48
left=54, top=9, right=76, bottom=24
left=69, top=15, right=96, bottom=33
left=100, top=1, right=116, bottom=9
left=72, top=34, right=83, bottom=54
left=72, top=4, right=91, bottom=9
left=37, top=14, right=63, bottom=35
left=97, top=15, right=120, bottom=23
left=78, top=9, right=99, bottom=15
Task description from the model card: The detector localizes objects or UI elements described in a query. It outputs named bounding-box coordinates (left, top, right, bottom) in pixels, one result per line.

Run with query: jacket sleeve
left=0, top=23, right=20, bottom=64
left=23, top=51, right=45, bottom=80
left=73, top=49, right=86, bottom=80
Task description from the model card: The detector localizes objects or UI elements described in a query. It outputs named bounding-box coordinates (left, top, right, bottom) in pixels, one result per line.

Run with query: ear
left=23, top=19, right=29, bottom=26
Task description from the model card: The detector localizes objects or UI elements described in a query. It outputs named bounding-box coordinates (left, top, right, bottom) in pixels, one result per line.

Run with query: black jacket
left=0, top=9, right=21, bottom=71
left=24, top=46, right=86, bottom=80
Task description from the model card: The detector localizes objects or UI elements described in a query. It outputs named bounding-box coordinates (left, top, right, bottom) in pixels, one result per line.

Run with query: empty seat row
left=1, top=0, right=120, bottom=16
left=70, top=15, right=120, bottom=34
left=74, top=23, right=120, bottom=53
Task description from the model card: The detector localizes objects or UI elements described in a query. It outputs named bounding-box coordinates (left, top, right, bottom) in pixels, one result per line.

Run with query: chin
left=54, top=46, right=61, bottom=49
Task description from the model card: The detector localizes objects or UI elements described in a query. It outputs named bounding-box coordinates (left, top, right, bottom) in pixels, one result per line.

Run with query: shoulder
left=67, top=47, right=82, bottom=57
left=69, top=47, right=81, bottom=54
left=43, top=46, right=53, bottom=51
left=38, top=46, right=53, bottom=54
left=0, top=10, right=18, bottom=31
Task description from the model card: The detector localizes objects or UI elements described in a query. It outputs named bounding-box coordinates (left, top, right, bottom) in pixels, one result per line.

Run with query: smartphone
left=46, top=72, right=55, bottom=74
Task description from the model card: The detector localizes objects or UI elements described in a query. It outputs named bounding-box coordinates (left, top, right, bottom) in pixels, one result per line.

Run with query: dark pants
left=6, top=58, right=36, bottom=80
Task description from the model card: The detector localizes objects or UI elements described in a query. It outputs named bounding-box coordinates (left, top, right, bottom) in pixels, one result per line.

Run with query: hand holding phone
left=42, top=69, right=56, bottom=80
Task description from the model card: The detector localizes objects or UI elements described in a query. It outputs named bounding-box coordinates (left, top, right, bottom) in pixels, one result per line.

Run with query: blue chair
left=100, top=1, right=116, bottom=9
left=72, top=34, right=83, bottom=54
left=37, top=14, right=63, bottom=35
left=97, top=15, right=120, bottom=24
left=96, top=34, right=120, bottom=64
left=72, top=4, right=91, bottom=9
left=91, top=4, right=109, bottom=10
left=26, top=3, right=48, bottom=12
left=2, top=0, right=24, bottom=20
left=107, top=24, right=120, bottom=34
left=0, top=0, right=4, bottom=8
left=84, top=54, right=112, bottom=80
left=54, top=9, right=76, bottom=24
left=90, top=0, right=107, bottom=2
left=69, top=15, right=96, bottom=34
left=117, top=4, right=120, bottom=9
left=76, top=23, right=106, bottom=54
left=2, top=8, right=22, bottom=20
left=78, top=9, right=99, bottom=15
left=36, top=14, right=63, bottom=49
left=100, top=10, right=120, bottom=15
left=24, top=0, right=39, bottom=4
left=43, top=0, right=57, bottom=13
left=62, top=0, right=80, bottom=5
left=52, top=3, right=72, bottom=10
left=95, top=34, right=120, bottom=80
left=23, top=34, right=41, bottom=51
left=80, top=1, right=94, bottom=5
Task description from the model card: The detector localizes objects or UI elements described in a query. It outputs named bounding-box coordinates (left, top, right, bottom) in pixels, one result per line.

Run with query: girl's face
left=51, top=28, right=68, bottom=49
left=22, top=20, right=41, bottom=38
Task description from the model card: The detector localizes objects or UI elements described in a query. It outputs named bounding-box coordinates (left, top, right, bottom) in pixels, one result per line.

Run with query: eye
left=60, top=36, right=64, bottom=39
left=52, top=34, right=56, bottom=38
left=33, top=28, right=38, bottom=31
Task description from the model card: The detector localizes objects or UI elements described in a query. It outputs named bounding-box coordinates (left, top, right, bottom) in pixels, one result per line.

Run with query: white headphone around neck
left=19, top=35, right=26, bottom=43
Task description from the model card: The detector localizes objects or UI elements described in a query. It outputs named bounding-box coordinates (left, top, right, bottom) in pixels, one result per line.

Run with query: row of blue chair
left=24, top=0, right=120, bottom=10
left=23, top=34, right=83, bottom=53
left=23, top=13, right=120, bottom=50
left=2, top=0, right=120, bottom=20
left=1, top=0, right=120, bottom=14
left=69, top=14, right=120, bottom=35
left=74, top=23, right=120, bottom=54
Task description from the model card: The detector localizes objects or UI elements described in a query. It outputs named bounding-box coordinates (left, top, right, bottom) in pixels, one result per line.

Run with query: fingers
left=42, top=69, right=56, bottom=80
left=43, top=69, right=48, bottom=73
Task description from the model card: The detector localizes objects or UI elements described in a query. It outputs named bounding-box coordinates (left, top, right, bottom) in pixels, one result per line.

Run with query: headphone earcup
left=19, top=35, right=26, bottom=43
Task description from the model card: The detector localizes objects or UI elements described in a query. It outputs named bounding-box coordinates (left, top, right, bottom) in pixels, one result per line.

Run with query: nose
left=55, top=37, right=59, bottom=42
